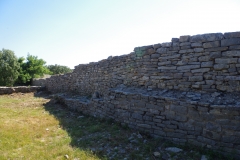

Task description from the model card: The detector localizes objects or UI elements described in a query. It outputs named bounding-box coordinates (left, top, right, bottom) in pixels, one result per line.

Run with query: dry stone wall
left=46, top=31, right=240, bottom=94
left=38, top=31, right=240, bottom=158
left=0, top=86, right=44, bottom=95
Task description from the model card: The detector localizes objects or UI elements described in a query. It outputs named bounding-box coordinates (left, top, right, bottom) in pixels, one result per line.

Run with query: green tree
left=47, top=64, right=72, bottom=75
left=0, top=49, right=20, bottom=86
left=16, top=54, right=51, bottom=84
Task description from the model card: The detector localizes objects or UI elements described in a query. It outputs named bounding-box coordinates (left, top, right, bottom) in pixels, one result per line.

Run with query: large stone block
left=191, top=68, right=210, bottom=73
left=224, top=31, right=240, bottom=38
left=201, top=61, right=213, bottom=68
left=190, top=33, right=224, bottom=43
left=191, top=42, right=202, bottom=48
left=177, top=65, right=200, bottom=70
left=156, top=47, right=168, bottom=54
left=179, top=35, right=190, bottom=42
left=221, top=38, right=240, bottom=46
left=203, top=41, right=220, bottom=48
left=215, top=58, right=238, bottom=64
left=222, top=50, right=240, bottom=57
left=205, top=47, right=228, bottom=52
left=189, top=76, right=203, bottom=81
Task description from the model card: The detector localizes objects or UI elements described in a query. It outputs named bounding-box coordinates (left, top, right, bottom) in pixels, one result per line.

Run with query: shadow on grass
left=34, top=91, right=158, bottom=160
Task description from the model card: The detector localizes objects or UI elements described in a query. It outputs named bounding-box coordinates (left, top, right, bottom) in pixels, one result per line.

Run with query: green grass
left=0, top=93, right=98, bottom=160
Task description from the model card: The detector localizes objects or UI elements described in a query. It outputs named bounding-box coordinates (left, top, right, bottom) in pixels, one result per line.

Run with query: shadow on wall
left=39, top=94, right=159, bottom=159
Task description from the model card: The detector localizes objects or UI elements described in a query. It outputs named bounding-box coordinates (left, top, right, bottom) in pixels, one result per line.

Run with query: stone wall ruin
left=34, top=31, right=240, bottom=158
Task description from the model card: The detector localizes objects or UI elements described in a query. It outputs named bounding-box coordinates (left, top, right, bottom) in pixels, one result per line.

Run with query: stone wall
left=0, top=86, right=44, bottom=95
left=35, top=31, right=240, bottom=158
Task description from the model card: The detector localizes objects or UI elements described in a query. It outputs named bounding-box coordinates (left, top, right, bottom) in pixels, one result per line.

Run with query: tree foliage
left=0, top=49, right=20, bottom=86
left=47, top=64, right=72, bottom=75
left=16, top=54, right=51, bottom=84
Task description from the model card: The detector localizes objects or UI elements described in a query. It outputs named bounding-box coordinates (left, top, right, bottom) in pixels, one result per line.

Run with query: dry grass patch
left=0, top=93, right=98, bottom=160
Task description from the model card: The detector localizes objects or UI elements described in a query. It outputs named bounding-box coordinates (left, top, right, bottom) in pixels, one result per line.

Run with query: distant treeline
left=0, top=48, right=72, bottom=86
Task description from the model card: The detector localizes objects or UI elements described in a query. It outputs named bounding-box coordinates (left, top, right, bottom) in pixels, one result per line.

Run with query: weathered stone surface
left=179, top=49, right=194, bottom=54
left=161, top=42, right=172, bottom=47
left=201, top=62, right=213, bottom=68
left=194, top=48, right=204, bottom=53
left=180, top=42, right=191, bottom=46
left=224, top=31, right=240, bottom=38
left=158, top=66, right=177, bottom=70
left=191, top=68, right=210, bottom=73
left=177, top=65, right=200, bottom=70
left=191, top=42, right=202, bottom=48
left=222, top=50, right=240, bottom=57
left=189, top=76, right=203, bottom=81
left=190, top=33, right=224, bottom=43
left=209, top=52, right=221, bottom=59
left=229, top=45, right=240, bottom=50
left=205, top=47, right=228, bottom=52
left=214, top=64, right=229, bottom=70
left=156, top=48, right=168, bottom=54
left=221, top=38, right=240, bottom=46
left=179, top=35, right=190, bottom=42
left=215, top=58, right=238, bottom=64
left=171, top=38, right=179, bottom=42
left=203, top=41, right=220, bottom=48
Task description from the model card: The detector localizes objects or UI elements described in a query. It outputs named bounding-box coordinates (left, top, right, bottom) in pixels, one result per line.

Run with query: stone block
left=224, top=31, right=240, bottom=38
left=159, top=54, right=180, bottom=60
left=179, top=35, right=190, bottom=42
left=153, top=43, right=161, bottom=49
left=172, top=38, right=179, bottom=42
left=191, top=42, right=202, bottom=48
left=221, top=38, right=240, bottom=46
left=215, top=58, right=238, bottom=64
left=180, top=42, right=191, bottom=46
left=189, top=76, right=203, bottom=81
left=190, top=33, right=224, bottom=43
left=156, top=47, right=168, bottom=54
left=222, top=135, right=239, bottom=143
left=181, top=46, right=191, bottom=50
left=161, top=42, right=172, bottom=47
left=179, top=49, right=194, bottom=54
left=169, top=46, right=180, bottom=51
left=167, top=132, right=186, bottom=138
left=146, top=103, right=164, bottom=111
left=170, top=105, right=187, bottom=114
left=177, top=65, right=200, bottom=70
left=201, top=61, right=213, bottom=68
left=194, top=48, right=204, bottom=52
left=137, top=124, right=151, bottom=129
left=203, top=41, right=220, bottom=48
left=222, top=50, right=240, bottom=57
left=213, top=64, right=229, bottom=70
left=209, top=52, right=221, bottom=59
left=191, top=68, right=210, bottom=73
left=229, top=45, right=240, bottom=50
left=158, top=66, right=177, bottom=70
left=205, top=47, right=228, bottom=52
left=172, top=42, right=179, bottom=47
left=206, top=122, right=221, bottom=132
left=154, top=130, right=166, bottom=136
left=158, top=61, right=171, bottom=65
left=198, top=56, right=210, bottom=62
left=150, top=54, right=160, bottom=59
left=132, top=113, right=143, bottom=120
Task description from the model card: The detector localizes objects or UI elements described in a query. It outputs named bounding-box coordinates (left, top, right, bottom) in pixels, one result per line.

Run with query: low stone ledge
left=0, top=86, right=45, bottom=95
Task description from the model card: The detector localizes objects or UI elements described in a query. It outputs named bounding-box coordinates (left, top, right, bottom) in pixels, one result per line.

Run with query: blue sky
left=1, top=0, right=240, bottom=69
